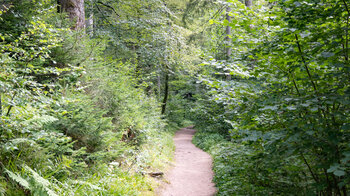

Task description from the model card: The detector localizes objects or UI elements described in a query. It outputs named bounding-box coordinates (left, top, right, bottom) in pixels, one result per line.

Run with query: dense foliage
left=0, top=0, right=185, bottom=195
left=1, top=0, right=350, bottom=195
left=190, top=0, right=350, bottom=195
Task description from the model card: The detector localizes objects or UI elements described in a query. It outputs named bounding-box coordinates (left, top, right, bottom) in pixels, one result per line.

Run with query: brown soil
left=159, top=127, right=216, bottom=196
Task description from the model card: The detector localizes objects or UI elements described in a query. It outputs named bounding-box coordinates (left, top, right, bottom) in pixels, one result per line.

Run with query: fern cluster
left=0, top=1, right=175, bottom=195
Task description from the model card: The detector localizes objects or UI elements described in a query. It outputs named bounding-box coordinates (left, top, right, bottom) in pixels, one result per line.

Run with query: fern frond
left=44, top=188, right=59, bottom=196
left=24, top=165, right=50, bottom=187
left=9, top=138, right=36, bottom=145
left=23, top=165, right=59, bottom=196
left=37, top=115, right=59, bottom=124
left=4, top=169, right=31, bottom=190
left=72, top=180, right=102, bottom=190
left=22, top=115, right=58, bottom=129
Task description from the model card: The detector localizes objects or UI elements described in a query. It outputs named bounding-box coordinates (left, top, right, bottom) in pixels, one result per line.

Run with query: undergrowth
left=0, top=2, right=176, bottom=195
left=193, top=125, right=308, bottom=196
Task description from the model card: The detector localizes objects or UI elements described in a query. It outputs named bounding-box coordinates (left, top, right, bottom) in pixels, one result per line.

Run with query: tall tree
left=59, top=0, right=85, bottom=30
left=85, top=0, right=93, bottom=35
left=161, top=72, right=169, bottom=115
left=0, top=94, right=2, bottom=116
left=226, top=5, right=232, bottom=60
left=225, top=4, right=232, bottom=80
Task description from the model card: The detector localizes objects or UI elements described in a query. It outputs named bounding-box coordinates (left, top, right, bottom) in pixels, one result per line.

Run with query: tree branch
left=295, top=34, right=318, bottom=92
left=343, top=0, right=349, bottom=62
left=6, top=91, right=17, bottom=116
left=97, top=1, right=119, bottom=17
left=300, top=152, right=319, bottom=183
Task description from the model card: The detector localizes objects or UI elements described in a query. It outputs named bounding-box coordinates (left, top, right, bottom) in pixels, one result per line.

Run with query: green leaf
left=287, top=106, right=296, bottom=110
left=321, top=52, right=334, bottom=58
left=310, top=107, right=318, bottom=112
left=333, top=170, right=346, bottom=177
left=327, top=164, right=346, bottom=176
left=223, top=19, right=229, bottom=26
left=259, top=105, right=278, bottom=111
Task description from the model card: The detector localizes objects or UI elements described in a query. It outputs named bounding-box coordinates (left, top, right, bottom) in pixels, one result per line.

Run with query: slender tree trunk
left=85, top=0, right=93, bottom=35
left=59, top=0, right=85, bottom=30
left=342, top=186, right=347, bottom=196
left=6, top=92, right=16, bottom=117
left=342, top=0, right=349, bottom=62
left=158, top=66, right=161, bottom=99
left=245, top=0, right=253, bottom=8
left=162, top=8, right=171, bottom=115
left=226, top=5, right=232, bottom=80
left=295, top=34, right=318, bottom=92
left=225, top=6, right=232, bottom=59
left=245, top=0, right=253, bottom=29
left=161, top=72, right=169, bottom=115
left=0, top=94, right=2, bottom=116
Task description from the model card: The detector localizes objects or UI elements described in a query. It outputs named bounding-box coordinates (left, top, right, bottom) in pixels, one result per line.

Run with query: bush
left=193, top=128, right=309, bottom=195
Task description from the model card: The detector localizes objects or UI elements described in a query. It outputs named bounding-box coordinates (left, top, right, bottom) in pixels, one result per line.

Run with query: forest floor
left=158, top=127, right=216, bottom=196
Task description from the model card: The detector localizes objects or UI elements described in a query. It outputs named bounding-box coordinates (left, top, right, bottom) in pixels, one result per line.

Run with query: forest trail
left=159, top=127, right=216, bottom=196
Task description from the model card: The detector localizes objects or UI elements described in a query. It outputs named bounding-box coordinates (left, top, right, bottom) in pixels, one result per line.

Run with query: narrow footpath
left=159, top=127, right=216, bottom=196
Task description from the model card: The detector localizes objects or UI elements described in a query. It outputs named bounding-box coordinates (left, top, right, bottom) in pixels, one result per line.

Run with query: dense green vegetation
left=189, top=0, right=350, bottom=195
left=1, top=0, right=350, bottom=195
left=0, top=0, right=188, bottom=195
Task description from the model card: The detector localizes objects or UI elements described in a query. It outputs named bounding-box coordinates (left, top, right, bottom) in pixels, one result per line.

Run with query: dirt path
left=159, top=127, right=216, bottom=196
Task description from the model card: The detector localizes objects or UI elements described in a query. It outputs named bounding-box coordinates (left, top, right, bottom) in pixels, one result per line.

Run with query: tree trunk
left=245, top=0, right=252, bottom=8
left=59, top=0, right=85, bottom=30
left=225, top=6, right=232, bottom=59
left=85, top=0, right=93, bottom=35
left=158, top=66, right=161, bottom=99
left=161, top=72, right=169, bottom=115
left=225, top=5, right=232, bottom=80
left=0, top=94, right=2, bottom=116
